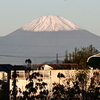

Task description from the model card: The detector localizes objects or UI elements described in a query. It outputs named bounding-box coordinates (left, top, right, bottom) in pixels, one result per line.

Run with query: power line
left=0, top=54, right=65, bottom=59
left=0, top=43, right=100, bottom=48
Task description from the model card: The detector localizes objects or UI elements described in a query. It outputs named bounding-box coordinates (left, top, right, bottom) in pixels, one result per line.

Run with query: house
left=38, top=64, right=53, bottom=70
left=38, top=63, right=78, bottom=70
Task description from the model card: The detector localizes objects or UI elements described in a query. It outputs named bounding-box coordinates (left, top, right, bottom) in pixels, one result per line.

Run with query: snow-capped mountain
left=22, top=15, right=80, bottom=32
left=0, top=15, right=100, bottom=65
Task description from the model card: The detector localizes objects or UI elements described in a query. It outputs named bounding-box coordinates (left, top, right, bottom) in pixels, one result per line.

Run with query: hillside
left=0, top=16, right=100, bottom=64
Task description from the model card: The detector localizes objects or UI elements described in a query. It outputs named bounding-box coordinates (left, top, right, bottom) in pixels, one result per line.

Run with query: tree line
left=63, top=45, right=99, bottom=69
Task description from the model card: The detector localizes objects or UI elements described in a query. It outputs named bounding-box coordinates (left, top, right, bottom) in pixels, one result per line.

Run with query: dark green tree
left=52, top=70, right=100, bottom=100
left=20, top=71, right=49, bottom=100
left=25, top=59, right=32, bottom=68
left=87, top=71, right=100, bottom=100
left=0, top=83, right=8, bottom=100
left=52, top=83, right=67, bottom=100
left=10, top=69, right=19, bottom=100
left=63, top=45, right=99, bottom=69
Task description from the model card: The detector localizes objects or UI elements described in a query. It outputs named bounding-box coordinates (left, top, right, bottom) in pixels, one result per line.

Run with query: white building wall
left=9, top=69, right=100, bottom=95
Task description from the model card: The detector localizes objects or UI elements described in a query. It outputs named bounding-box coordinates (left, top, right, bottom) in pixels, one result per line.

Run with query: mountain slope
left=0, top=15, right=100, bottom=65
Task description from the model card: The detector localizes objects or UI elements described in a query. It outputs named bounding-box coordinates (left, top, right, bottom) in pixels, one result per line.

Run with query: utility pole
left=12, top=67, right=17, bottom=100
left=7, top=72, right=11, bottom=100
left=56, top=54, right=59, bottom=64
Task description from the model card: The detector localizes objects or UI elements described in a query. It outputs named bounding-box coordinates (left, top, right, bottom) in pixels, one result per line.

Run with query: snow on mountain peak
left=21, top=15, right=81, bottom=32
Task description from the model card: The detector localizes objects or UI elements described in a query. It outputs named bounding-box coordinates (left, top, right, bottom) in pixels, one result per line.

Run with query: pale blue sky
left=0, top=0, right=100, bottom=36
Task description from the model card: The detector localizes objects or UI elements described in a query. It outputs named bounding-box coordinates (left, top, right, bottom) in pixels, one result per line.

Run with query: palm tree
left=25, top=59, right=32, bottom=68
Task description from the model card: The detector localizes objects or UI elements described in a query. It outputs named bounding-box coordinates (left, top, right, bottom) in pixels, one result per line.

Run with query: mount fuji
left=0, top=15, right=100, bottom=65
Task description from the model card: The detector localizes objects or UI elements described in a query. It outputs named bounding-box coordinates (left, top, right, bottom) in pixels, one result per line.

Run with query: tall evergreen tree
left=63, top=45, right=99, bottom=69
